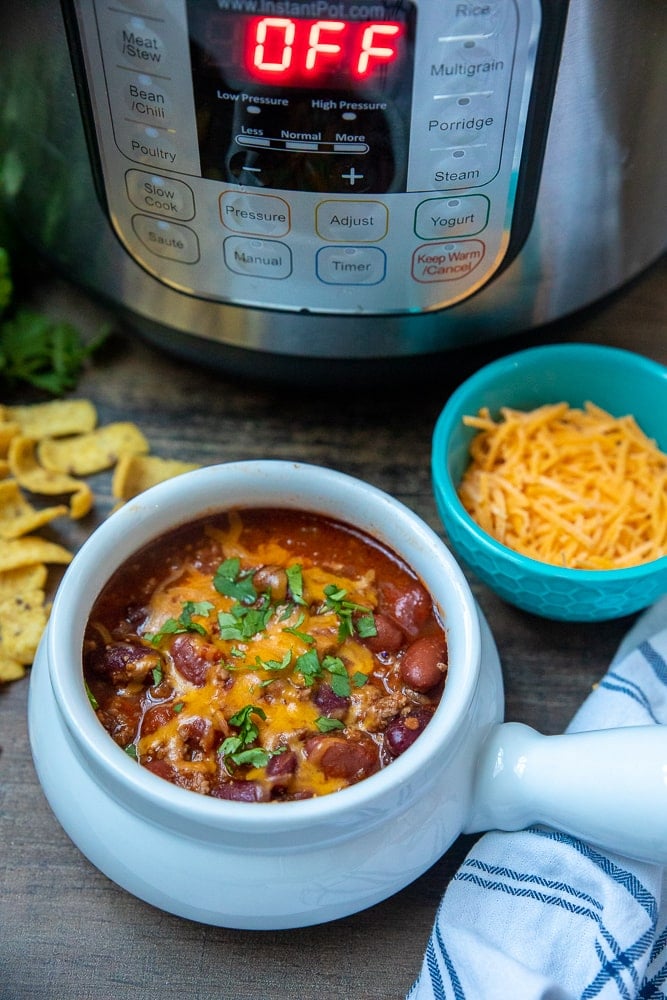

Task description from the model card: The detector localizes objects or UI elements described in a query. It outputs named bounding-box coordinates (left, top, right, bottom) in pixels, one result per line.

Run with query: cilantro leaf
left=295, top=648, right=323, bottom=686
left=84, top=681, right=99, bottom=711
left=282, top=611, right=315, bottom=645
left=323, top=655, right=351, bottom=697
left=322, top=584, right=377, bottom=642
left=214, top=558, right=258, bottom=604
left=255, top=649, right=292, bottom=673
left=217, top=596, right=272, bottom=641
left=285, top=563, right=306, bottom=605
left=0, top=308, right=108, bottom=396
left=218, top=704, right=284, bottom=770
left=145, top=599, right=213, bottom=645
left=316, top=716, right=345, bottom=733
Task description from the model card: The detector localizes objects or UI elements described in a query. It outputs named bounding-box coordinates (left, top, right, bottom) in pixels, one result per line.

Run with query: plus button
left=341, top=166, right=364, bottom=187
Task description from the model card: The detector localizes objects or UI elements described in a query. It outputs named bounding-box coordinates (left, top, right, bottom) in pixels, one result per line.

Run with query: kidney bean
left=211, top=780, right=269, bottom=802
left=253, top=565, right=288, bottom=601
left=379, top=581, right=431, bottom=638
left=141, top=702, right=175, bottom=735
left=313, top=683, right=349, bottom=718
left=400, top=636, right=448, bottom=692
left=264, top=748, right=297, bottom=797
left=87, top=640, right=159, bottom=685
left=169, top=633, right=218, bottom=686
left=143, top=759, right=210, bottom=795
left=383, top=706, right=435, bottom=757
left=363, top=613, right=404, bottom=655
left=98, top=695, right=141, bottom=746
left=179, top=715, right=216, bottom=754
left=266, top=748, right=297, bottom=778
left=143, top=758, right=178, bottom=783
left=304, top=733, right=379, bottom=783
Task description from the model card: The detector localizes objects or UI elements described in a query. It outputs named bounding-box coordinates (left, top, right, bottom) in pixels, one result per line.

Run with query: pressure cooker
left=0, top=1, right=665, bottom=380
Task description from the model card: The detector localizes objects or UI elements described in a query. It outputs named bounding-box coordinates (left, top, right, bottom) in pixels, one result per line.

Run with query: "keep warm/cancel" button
left=315, top=200, right=388, bottom=243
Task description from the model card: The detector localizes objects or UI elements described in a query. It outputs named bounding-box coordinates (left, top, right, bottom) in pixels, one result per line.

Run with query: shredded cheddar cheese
left=458, top=401, right=667, bottom=570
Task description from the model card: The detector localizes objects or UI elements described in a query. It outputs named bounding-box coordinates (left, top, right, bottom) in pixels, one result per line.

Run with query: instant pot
left=1, top=1, right=665, bottom=380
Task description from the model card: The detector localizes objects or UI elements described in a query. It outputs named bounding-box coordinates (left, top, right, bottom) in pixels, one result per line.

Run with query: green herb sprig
left=218, top=704, right=285, bottom=770
left=322, top=584, right=377, bottom=642
left=145, top=600, right=214, bottom=646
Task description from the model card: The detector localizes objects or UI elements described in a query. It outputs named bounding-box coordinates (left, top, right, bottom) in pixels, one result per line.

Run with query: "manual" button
left=223, top=237, right=292, bottom=279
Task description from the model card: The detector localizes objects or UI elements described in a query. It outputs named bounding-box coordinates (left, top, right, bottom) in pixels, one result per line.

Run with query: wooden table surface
left=1, top=256, right=665, bottom=1000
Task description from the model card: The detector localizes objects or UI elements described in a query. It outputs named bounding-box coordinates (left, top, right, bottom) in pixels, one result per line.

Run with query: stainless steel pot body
left=1, top=1, right=665, bottom=374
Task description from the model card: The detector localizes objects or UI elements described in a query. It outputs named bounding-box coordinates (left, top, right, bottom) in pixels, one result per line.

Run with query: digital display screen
left=186, top=0, right=416, bottom=193
left=242, top=16, right=404, bottom=87
left=188, top=2, right=413, bottom=92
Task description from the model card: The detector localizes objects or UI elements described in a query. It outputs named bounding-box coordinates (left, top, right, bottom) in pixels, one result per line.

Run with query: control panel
left=69, top=0, right=542, bottom=316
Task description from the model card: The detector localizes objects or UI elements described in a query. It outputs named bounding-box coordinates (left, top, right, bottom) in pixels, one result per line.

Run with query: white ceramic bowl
left=28, top=461, right=667, bottom=929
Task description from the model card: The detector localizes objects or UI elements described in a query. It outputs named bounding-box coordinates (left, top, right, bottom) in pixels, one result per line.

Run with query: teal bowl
left=431, top=343, right=667, bottom=621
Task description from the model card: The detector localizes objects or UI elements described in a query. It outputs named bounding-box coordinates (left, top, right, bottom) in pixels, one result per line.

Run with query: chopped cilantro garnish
left=282, top=611, right=315, bottom=645
left=214, top=558, right=258, bottom=604
left=124, top=743, right=138, bottom=760
left=217, top=596, right=272, bottom=641
left=218, top=703, right=284, bottom=770
left=316, top=716, right=345, bottom=733
left=322, top=655, right=351, bottom=697
left=295, top=648, right=322, bottom=686
left=255, top=649, right=292, bottom=673
left=322, top=584, right=378, bottom=642
left=145, top=600, right=214, bottom=645
left=85, top=682, right=99, bottom=710
left=285, top=563, right=306, bottom=605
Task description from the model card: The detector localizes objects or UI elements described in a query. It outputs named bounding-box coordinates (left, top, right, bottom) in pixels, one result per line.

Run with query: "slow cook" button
left=126, top=170, right=195, bottom=220
left=315, top=200, right=388, bottom=242
left=132, top=215, right=200, bottom=263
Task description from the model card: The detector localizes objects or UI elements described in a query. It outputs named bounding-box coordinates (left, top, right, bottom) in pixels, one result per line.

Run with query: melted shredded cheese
left=458, top=401, right=667, bottom=570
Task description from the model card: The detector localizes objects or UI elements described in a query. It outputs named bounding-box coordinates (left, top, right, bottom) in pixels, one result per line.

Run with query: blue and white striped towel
left=408, top=595, right=667, bottom=1000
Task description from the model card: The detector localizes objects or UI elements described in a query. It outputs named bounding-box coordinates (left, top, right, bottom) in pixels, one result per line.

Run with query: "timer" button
left=316, top=246, right=386, bottom=285
left=315, top=200, right=388, bottom=242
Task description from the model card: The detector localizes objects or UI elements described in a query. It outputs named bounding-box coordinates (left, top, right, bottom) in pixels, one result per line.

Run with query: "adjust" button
left=315, top=200, right=388, bottom=243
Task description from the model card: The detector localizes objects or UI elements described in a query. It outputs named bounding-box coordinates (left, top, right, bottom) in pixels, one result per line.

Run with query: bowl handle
left=465, top=721, right=667, bottom=865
